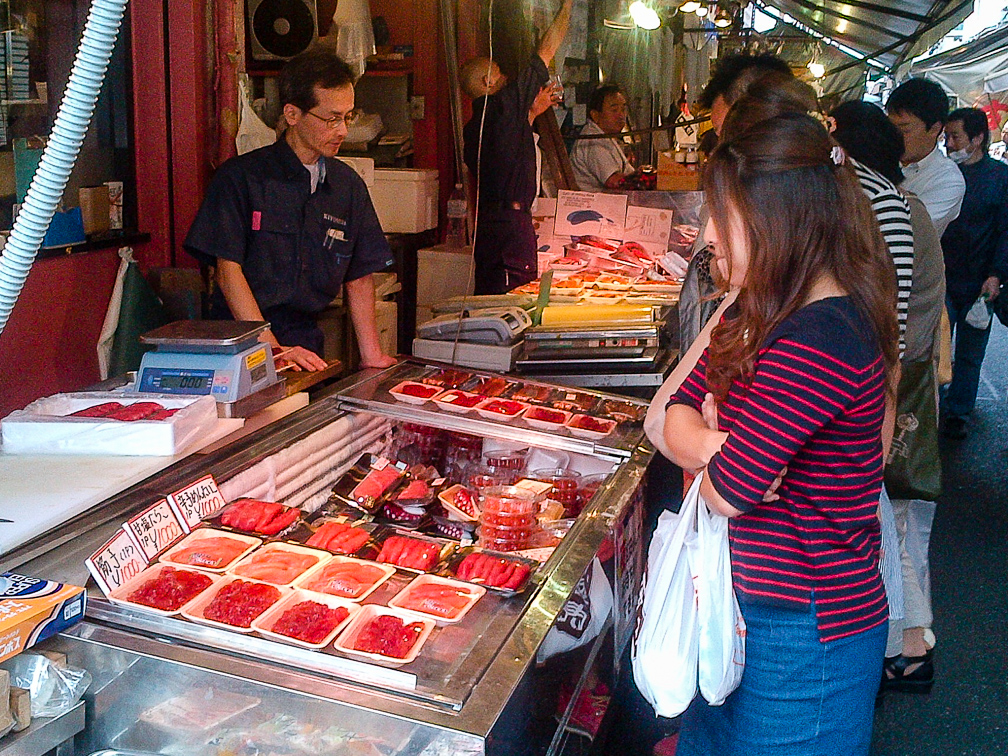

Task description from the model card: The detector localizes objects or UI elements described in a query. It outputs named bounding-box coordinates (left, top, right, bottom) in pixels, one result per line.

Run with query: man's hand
left=982, top=275, right=1001, bottom=301
left=360, top=352, right=397, bottom=369
left=281, top=345, right=329, bottom=372
left=529, top=82, right=562, bottom=123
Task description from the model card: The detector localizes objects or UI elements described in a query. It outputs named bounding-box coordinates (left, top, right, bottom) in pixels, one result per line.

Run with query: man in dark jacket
left=940, top=107, right=1008, bottom=438
left=460, top=0, right=571, bottom=295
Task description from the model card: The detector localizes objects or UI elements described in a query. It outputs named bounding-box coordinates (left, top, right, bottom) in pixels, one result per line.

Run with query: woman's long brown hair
left=703, top=112, right=899, bottom=401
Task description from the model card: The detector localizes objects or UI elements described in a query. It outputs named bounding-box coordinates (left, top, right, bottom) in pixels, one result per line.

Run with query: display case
left=5, top=361, right=654, bottom=756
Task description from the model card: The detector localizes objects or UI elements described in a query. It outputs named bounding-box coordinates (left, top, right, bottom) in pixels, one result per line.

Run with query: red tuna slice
left=202, top=580, right=281, bottom=628
left=70, top=401, right=124, bottom=418
left=398, top=583, right=473, bottom=619
left=397, top=479, right=431, bottom=502
left=351, top=466, right=403, bottom=503
left=231, top=550, right=319, bottom=584
left=106, top=401, right=165, bottom=421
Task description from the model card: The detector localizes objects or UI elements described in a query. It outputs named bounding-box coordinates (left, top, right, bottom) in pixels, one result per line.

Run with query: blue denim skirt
left=676, top=597, right=886, bottom=756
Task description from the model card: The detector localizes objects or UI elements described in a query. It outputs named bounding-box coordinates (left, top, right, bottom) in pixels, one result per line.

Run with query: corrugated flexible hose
left=0, top=0, right=128, bottom=336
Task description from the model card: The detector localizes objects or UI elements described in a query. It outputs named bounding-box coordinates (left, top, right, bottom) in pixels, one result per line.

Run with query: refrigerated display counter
left=3, top=361, right=654, bottom=756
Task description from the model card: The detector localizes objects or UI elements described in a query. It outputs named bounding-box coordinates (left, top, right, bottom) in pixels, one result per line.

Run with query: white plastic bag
left=696, top=491, right=745, bottom=705
left=965, top=296, right=992, bottom=329
left=631, top=474, right=701, bottom=718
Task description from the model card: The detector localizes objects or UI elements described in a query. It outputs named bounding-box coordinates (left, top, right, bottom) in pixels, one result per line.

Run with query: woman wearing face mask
left=663, top=112, right=900, bottom=755
left=939, top=107, right=1008, bottom=439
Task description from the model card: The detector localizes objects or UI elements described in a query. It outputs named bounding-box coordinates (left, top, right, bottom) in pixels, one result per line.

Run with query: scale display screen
left=138, top=367, right=215, bottom=395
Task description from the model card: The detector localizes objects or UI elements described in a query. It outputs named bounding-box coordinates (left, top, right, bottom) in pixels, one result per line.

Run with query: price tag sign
left=167, top=475, right=226, bottom=532
left=124, top=499, right=185, bottom=561
left=86, top=529, right=147, bottom=596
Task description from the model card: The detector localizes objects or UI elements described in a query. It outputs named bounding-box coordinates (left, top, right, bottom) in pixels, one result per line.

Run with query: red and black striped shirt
left=672, top=297, right=889, bottom=642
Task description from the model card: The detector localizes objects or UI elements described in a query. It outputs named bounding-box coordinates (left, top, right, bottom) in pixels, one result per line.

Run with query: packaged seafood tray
left=368, top=531, right=455, bottom=573
left=565, top=414, right=617, bottom=439
left=332, top=604, right=436, bottom=666
left=463, top=374, right=514, bottom=398
left=294, top=555, right=396, bottom=601
left=387, top=574, right=486, bottom=624
left=252, top=589, right=360, bottom=648
left=440, top=547, right=538, bottom=594
left=388, top=380, right=443, bottom=405
left=182, top=575, right=288, bottom=632
left=108, top=563, right=221, bottom=617
left=138, top=688, right=261, bottom=743
left=205, top=497, right=304, bottom=538
left=159, top=528, right=262, bottom=572
left=420, top=367, right=473, bottom=389
left=0, top=391, right=218, bottom=455
left=227, top=542, right=330, bottom=586
left=377, top=467, right=447, bottom=531
left=331, top=453, right=410, bottom=514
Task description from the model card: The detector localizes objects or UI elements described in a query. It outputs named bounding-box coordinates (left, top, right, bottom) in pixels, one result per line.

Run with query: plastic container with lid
left=529, top=468, right=582, bottom=516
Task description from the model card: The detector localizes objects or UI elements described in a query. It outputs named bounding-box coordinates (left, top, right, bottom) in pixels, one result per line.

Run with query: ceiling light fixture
left=629, top=1, right=662, bottom=29
left=713, top=6, right=732, bottom=27
left=695, top=4, right=709, bottom=18
left=808, top=62, right=826, bottom=78
left=680, top=1, right=701, bottom=12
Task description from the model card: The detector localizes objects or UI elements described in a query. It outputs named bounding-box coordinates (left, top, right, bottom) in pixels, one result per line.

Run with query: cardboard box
left=0, top=574, right=86, bottom=664
left=657, top=151, right=701, bottom=191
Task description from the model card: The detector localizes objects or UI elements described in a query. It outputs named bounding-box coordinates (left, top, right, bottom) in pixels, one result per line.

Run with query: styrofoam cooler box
left=371, top=168, right=438, bottom=233
left=337, top=156, right=375, bottom=187
left=1, top=393, right=218, bottom=456
left=417, top=244, right=474, bottom=314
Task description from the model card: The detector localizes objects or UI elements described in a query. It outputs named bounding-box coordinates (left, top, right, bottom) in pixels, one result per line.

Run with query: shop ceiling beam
left=821, top=0, right=929, bottom=24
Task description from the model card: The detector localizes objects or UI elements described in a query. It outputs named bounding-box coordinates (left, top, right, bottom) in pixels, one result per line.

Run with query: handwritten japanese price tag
left=125, top=499, right=185, bottom=561
left=86, top=529, right=147, bottom=596
left=167, top=475, right=226, bottom=532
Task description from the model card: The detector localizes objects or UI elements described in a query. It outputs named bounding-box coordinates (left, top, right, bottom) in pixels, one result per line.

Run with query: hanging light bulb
left=629, top=1, right=661, bottom=29
left=808, top=62, right=826, bottom=78
left=695, top=4, right=709, bottom=17
left=680, top=1, right=701, bottom=12
left=713, top=5, right=732, bottom=27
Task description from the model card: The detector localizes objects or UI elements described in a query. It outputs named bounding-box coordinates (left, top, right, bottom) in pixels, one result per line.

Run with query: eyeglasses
left=305, top=109, right=356, bottom=129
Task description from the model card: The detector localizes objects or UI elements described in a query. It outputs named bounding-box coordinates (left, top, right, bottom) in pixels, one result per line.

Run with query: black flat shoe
left=882, top=650, right=934, bottom=693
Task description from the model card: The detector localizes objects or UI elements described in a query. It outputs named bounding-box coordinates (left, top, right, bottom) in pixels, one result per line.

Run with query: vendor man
left=460, top=0, right=572, bottom=295
left=569, top=85, right=634, bottom=192
left=185, top=50, right=396, bottom=371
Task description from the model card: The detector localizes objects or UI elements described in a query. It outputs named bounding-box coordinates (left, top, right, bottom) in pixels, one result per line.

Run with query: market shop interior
left=0, top=0, right=1006, bottom=754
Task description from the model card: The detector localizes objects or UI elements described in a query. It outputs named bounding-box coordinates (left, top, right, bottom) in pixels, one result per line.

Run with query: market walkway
left=871, top=320, right=1008, bottom=755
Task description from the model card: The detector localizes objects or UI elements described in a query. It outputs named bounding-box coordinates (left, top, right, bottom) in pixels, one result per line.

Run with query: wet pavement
left=872, top=320, right=1008, bottom=755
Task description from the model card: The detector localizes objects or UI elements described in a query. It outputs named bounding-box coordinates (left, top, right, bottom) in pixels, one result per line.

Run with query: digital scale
left=136, top=320, right=286, bottom=418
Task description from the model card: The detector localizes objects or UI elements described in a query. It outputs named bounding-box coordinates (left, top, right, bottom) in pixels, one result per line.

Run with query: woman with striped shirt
left=664, top=113, right=900, bottom=755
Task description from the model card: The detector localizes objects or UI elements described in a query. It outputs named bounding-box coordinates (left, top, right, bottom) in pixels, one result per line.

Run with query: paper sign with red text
left=86, top=529, right=147, bottom=596
left=167, top=475, right=226, bottom=531
left=125, top=498, right=186, bottom=561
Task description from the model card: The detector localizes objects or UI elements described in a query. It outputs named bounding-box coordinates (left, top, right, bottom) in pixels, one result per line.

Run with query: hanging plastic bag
left=696, top=490, right=745, bottom=705
left=965, top=295, right=992, bottom=329
left=236, top=74, right=276, bottom=156
left=631, top=474, right=701, bottom=718
left=2, top=653, right=91, bottom=718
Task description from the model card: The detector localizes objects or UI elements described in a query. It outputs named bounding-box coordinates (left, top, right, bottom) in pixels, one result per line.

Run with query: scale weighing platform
left=135, top=320, right=286, bottom=418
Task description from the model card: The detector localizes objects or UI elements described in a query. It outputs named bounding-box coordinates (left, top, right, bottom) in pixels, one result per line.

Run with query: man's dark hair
left=589, top=84, right=623, bottom=116
left=699, top=53, right=793, bottom=110
left=279, top=50, right=355, bottom=112
left=948, top=107, right=990, bottom=149
left=830, top=100, right=905, bottom=186
left=885, top=77, right=949, bottom=130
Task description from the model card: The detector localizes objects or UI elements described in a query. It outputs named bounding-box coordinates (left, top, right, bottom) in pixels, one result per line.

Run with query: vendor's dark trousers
left=474, top=210, right=537, bottom=295
left=943, top=296, right=992, bottom=420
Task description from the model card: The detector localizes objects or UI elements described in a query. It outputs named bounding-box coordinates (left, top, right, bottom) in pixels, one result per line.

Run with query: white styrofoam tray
left=1, top=392, right=219, bottom=456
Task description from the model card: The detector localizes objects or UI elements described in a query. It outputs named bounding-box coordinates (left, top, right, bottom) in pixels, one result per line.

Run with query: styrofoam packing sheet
left=218, top=413, right=391, bottom=511
left=275, top=422, right=391, bottom=512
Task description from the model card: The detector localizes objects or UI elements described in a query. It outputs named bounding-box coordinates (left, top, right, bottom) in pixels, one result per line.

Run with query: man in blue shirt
left=940, top=107, right=1008, bottom=438
left=185, top=51, right=396, bottom=371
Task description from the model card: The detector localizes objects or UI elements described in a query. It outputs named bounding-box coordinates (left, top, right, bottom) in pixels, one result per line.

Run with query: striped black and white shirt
left=851, top=159, right=914, bottom=359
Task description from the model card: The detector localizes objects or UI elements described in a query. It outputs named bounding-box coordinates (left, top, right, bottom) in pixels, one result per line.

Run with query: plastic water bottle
left=445, top=183, right=468, bottom=247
